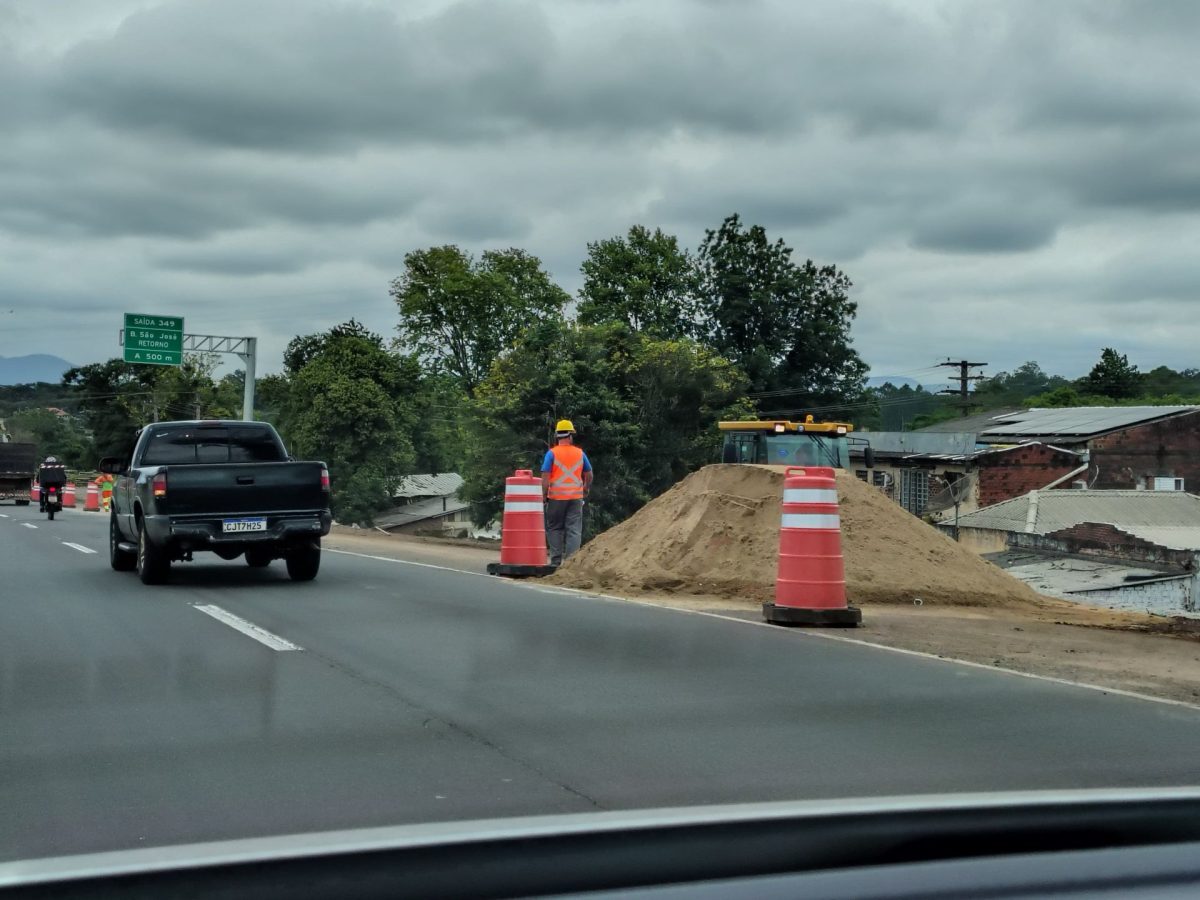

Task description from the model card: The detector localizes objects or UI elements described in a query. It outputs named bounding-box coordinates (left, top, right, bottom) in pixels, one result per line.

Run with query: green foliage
left=4, top=407, right=92, bottom=469
left=859, top=383, right=954, bottom=431
left=577, top=225, right=699, bottom=340
left=278, top=323, right=421, bottom=525
left=695, top=214, right=867, bottom=404
left=0, top=382, right=76, bottom=418
left=1084, top=348, right=1141, bottom=399
left=973, top=362, right=1069, bottom=407
left=463, top=321, right=750, bottom=539
left=390, top=246, right=569, bottom=392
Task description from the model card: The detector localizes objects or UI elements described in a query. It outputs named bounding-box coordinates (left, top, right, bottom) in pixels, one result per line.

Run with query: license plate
left=222, top=518, right=266, bottom=533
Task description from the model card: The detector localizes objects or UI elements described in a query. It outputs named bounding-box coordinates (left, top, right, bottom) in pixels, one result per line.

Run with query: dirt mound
left=551, top=465, right=1044, bottom=608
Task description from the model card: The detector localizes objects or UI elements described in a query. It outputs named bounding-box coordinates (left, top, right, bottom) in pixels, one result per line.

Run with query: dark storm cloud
left=3, top=0, right=1200, bottom=377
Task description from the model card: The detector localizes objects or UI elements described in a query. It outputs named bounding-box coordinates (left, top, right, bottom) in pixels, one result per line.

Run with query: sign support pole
left=237, top=337, right=257, bottom=421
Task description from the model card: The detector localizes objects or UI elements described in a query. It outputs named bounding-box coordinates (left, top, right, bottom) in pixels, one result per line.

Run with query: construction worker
left=542, top=419, right=593, bottom=567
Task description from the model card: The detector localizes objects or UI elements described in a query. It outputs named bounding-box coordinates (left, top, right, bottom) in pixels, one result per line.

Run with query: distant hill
left=0, top=355, right=75, bottom=385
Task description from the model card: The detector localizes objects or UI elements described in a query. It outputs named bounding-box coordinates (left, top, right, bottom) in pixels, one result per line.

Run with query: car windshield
left=1, top=0, right=1198, bottom=877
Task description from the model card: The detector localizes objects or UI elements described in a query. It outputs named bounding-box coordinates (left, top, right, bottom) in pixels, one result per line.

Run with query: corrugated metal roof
left=375, top=495, right=470, bottom=529
left=989, top=550, right=1189, bottom=596
left=916, top=409, right=1024, bottom=433
left=393, top=473, right=464, bottom=498
left=956, top=489, right=1200, bottom=536
left=852, top=432, right=978, bottom=456
left=980, top=406, right=1198, bottom=439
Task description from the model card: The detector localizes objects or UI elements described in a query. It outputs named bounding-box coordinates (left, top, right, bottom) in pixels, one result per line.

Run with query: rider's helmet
left=44, top=456, right=57, bottom=464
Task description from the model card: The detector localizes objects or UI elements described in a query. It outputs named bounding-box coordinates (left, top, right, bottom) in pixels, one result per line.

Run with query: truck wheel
left=245, top=548, right=274, bottom=568
left=110, top=514, right=136, bottom=571
left=285, top=541, right=320, bottom=582
left=137, top=522, right=170, bottom=585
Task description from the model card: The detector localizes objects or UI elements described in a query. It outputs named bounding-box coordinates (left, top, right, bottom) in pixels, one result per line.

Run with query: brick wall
left=975, top=444, right=1083, bottom=508
left=1089, top=411, right=1200, bottom=492
left=1073, top=576, right=1193, bottom=617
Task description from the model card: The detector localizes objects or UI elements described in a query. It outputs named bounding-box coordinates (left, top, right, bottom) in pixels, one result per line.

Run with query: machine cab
left=719, top=418, right=867, bottom=470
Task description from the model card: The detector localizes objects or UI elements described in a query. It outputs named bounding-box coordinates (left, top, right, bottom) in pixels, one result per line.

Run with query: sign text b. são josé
left=123, top=313, right=184, bottom=366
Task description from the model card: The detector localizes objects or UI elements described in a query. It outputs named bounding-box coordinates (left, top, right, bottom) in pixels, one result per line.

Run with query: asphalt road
left=2, top=502, right=1199, bottom=863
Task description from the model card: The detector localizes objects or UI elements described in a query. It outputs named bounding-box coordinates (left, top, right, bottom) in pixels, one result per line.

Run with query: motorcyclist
left=38, top=456, right=67, bottom=512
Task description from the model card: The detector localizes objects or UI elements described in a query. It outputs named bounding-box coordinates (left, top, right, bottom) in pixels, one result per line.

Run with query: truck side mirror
left=863, top=448, right=876, bottom=469
left=99, top=457, right=125, bottom=475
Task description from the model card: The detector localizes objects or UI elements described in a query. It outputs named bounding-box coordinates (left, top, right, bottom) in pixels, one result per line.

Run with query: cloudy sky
left=2, top=0, right=1198, bottom=385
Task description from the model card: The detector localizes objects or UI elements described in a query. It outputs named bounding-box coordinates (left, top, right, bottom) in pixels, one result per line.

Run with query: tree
left=972, top=362, right=1069, bottom=407
left=62, top=360, right=157, bottom=460
left=462, top=321, right=750, bottom=539
left=390, top=246, right=569, bottom=393
left=695, top=214, right=867, bottom=405
left=577, top=225, right=699, bottom=339
left=1084, top=348, right=1140, bottom=400
left=278, top=323, right=421, bottom=525
left=5, top=407, right=92, bottom=469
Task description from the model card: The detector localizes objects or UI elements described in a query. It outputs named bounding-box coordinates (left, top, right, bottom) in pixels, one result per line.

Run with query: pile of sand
left=550, top=464, right=1044, bottom=608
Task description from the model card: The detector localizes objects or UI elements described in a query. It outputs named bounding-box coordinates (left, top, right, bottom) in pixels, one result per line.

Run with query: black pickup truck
left=101, top=421, right=332, bottom=585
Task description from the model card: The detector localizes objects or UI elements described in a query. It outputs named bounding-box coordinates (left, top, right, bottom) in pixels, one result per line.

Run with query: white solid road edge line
left=192, top=604, right=303, bottom=652
left=62, top=542, right=97, bottom=554
left=325, top=544, right=1200, bottom=713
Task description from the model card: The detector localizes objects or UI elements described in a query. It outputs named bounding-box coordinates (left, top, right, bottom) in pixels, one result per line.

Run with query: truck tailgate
left=162, top=462, right=327, bottom=515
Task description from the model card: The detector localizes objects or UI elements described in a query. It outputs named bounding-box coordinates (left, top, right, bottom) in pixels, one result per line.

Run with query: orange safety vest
left=547, top=444, right=586, bottom=501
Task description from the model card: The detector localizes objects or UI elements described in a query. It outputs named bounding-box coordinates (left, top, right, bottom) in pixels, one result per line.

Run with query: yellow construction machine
left=718, top=417, right=874, bottom=469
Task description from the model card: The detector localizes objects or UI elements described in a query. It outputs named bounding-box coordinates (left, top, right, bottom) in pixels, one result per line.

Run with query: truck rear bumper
left=145, top=511, right=332, bottom=549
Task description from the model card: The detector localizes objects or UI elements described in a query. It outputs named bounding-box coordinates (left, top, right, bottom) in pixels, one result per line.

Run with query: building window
left=855, top=469, right=869, bottom=481
left=873, top=471, right=888, bottom=488
left=899, top=469, right=929, bottom=515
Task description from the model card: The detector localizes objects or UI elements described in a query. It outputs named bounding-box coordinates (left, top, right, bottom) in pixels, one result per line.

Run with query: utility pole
left=937, top=359, right=987, bottom=417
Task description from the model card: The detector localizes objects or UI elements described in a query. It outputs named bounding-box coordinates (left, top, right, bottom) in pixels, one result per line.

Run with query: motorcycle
left=43, top=484, right=62, bottom=521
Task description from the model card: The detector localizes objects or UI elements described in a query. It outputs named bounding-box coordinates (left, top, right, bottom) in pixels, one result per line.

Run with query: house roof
left=852, top=431, right=979, bottom=457
left=393, top=473, right=464, bottom=499
left=917, top=405, right=1200, bottom=442
left=987, top=550, right=1189, bottom=597
left=977, top=406, right=1199, bottom=442
left=375, top=495, right=470, bottom=529
left=956, top=489, right=1200, bottom=539
left=916, top=409, right=1024, bottom=433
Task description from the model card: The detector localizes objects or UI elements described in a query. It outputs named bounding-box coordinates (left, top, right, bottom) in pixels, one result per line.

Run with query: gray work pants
left=545, top=499, right=583, bottom=566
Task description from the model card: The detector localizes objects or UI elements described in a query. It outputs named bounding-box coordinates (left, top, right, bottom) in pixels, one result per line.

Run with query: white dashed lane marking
left=192, top=604, right=303, bottom=652
left=62, top=542, right=97, bottom=554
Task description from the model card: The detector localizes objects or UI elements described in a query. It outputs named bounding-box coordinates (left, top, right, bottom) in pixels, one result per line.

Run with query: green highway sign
left=123, top=313, right=184, bottom=366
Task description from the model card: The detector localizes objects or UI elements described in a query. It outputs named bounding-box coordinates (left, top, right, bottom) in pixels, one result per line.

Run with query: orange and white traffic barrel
left=31, top=482, right=40, bottom=504
left=83, top=482, right=101, bottom=512
left=763, top=466, right=861, bottom=627
left=486, top=469, right=556, bottom=578
left=63, top=482, right=77, bottom=508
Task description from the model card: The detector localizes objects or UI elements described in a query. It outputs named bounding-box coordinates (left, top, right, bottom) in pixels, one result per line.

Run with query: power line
left=937, top=359, right=987, bottom=417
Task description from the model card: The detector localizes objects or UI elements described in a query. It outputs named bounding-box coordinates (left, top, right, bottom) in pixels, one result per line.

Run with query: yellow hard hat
left=555, top=419, right=576, bottom=434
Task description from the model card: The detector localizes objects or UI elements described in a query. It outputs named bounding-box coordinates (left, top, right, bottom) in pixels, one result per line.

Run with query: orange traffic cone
left=31, top=482, right=40, bottom=505
left=83, top=482, right=101, bottom=512
left=763, top=466, right=861, bottom=627
left=63, top=483, right=77, bottom=508
left=487, top=469, right=556, bottom=578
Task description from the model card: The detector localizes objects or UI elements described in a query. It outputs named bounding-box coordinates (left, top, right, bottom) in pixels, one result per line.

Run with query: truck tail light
left=320, top=466, right=330, bottom=492
left=152, top=472, right=167, bottom=498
